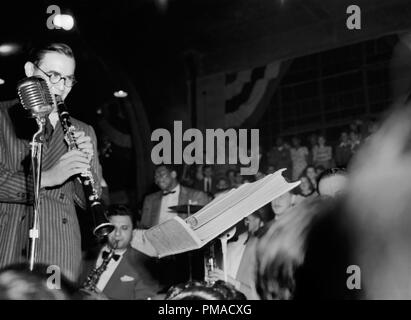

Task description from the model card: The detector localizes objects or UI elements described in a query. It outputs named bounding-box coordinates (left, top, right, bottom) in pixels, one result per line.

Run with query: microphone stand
left=28, top=117, right=47, bottom=271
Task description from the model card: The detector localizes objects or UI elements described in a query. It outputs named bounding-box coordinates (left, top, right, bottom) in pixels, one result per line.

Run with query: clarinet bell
left=91, top=204, right=115, bottom=238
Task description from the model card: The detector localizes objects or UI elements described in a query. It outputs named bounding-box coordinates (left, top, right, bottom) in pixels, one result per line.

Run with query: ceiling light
left=0, top=43, right=20, bottom=56
left=53, top=14, right=74, bottom=31
left=114, top=90, right=128, bottom=98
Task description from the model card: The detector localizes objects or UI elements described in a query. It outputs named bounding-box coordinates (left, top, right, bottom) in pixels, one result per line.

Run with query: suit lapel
left=43, top=123, right=66, bottom=170
left=103, top=249, right=134, bottom=300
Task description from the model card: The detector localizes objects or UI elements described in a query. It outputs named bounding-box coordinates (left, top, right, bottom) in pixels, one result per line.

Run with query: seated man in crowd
left=140, top=164, right=210, bottom=229
left=81, top=204, right=160, bottom=300
left=138, top=164, right=210, bottom=288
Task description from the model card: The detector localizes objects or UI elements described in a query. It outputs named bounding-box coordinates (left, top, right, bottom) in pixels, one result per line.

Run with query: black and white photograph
left=0, top=0, right=411, bottom=306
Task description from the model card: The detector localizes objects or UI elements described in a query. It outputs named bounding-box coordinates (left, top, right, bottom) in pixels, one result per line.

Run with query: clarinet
left=82, top=241, right=119, bottom=293
left=55, top=95, right=114, bottom=238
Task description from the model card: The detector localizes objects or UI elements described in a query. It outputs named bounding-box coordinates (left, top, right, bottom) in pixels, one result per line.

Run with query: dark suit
left=0, top=103, right=102, bottom=283
left=83, top=246, right=160, bottom=300
left=140, top=185, right=209, bottom=229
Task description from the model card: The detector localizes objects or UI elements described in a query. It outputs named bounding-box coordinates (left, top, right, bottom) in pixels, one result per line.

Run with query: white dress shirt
left=158, top=184, right=180, bottom=224
left=49, top=111, right=59, bottom=128
left=95, top=246, right=127, bottom=292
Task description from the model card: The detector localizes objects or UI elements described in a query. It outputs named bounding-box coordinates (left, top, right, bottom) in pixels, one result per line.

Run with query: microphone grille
left=17, top=76, right=54, bottom=117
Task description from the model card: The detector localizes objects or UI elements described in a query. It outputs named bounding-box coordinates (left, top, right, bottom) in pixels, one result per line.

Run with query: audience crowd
left=180, top=117, right=377, bottom=201
left=3, top=105, right=411, bottom=300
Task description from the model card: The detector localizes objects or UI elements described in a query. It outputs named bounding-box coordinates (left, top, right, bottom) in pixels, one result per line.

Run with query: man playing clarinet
left=0, top=42, right=102, bottom=283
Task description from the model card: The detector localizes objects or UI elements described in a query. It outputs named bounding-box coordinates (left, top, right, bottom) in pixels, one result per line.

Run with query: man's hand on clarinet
left=73, top=130, right=94, bottom=160
left=41, top=150, right=91, bottom=187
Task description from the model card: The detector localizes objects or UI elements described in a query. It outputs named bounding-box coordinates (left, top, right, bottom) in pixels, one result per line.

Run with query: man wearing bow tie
left=140, top=164, right=210, bottom=229
left=138, top=164, right=210, bottom=287
left=85, top=204, right=160, bottom=300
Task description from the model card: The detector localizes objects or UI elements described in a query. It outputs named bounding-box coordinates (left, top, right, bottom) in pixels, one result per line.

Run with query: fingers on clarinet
left=62, top=158, right=89, bottom=169
left=77, top=143, right=93, bottom=153
left=76, top=135, right=92, bottom=144
left=67, top=151, right=90, bottom=161
left=69, top=165, right=90, bottom=174
left=71, top=162, right=91, bottom=170
left=73, top=130, right=86, bottom=138
left=74, top=155, right=92, bottom=164
left=62, top=150, right=85, bottom=159
left=70, top=168, right=89, bottom=176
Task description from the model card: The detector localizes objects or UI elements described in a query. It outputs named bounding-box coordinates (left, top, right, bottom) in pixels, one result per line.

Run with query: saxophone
left=82, top=241, right=119, bottom=294
left=56, top=95, right=114, bottom=237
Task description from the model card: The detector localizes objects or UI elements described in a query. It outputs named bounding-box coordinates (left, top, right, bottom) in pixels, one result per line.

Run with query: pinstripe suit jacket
left=0, top=103, right=102, bottom=283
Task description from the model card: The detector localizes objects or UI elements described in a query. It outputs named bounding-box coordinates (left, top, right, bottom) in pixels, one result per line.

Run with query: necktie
left=44, top=117, right=54, bottom=144
left=102, top=250, right=120, bottom=261
left=162, top=190, right=176, bottom=196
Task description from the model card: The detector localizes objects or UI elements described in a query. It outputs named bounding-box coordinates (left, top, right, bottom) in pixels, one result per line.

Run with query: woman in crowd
left=312, top=135, right=333, bottom=169
left=295, top=175, right=317, bottom=204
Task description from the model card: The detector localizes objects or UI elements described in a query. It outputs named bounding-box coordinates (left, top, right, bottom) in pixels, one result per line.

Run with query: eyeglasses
left=35, top=65, right=77, bottom=88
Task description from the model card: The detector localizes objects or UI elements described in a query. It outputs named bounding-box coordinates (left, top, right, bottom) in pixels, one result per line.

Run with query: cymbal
left=168, top=204, right=204, bottom=214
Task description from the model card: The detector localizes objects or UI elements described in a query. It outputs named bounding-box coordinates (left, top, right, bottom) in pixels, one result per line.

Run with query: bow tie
left=102, top=250, right=121, bottom=261
left=162, top=190, right=176, bottom=196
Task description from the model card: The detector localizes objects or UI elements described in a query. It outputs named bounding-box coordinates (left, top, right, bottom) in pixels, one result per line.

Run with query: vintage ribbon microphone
left=17, top=76, right=54, bottom=270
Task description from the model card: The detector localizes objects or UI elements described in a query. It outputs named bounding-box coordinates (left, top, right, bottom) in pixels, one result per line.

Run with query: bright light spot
left=53, top=14, right=74, bottom=31
left=0, top=43, right=20, bottom=55
left=0, top=78, right=5, bottom=85
left=114, top=90, right=128, bottom=98
left=155, top=0, right=168, bottom=11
